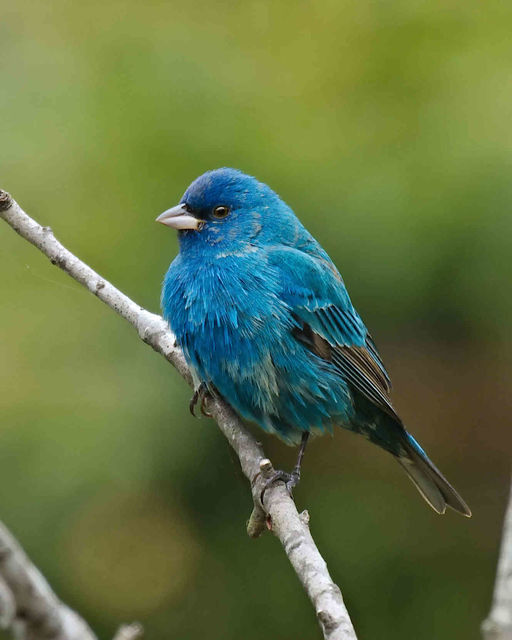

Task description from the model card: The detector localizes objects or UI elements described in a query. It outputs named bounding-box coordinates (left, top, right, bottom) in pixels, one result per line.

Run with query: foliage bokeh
left=1, top=1, right=511, bottom=638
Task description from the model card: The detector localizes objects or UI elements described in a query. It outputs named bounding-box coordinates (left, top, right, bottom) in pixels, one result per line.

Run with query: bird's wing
left=267, top=246, right=398, bottom=421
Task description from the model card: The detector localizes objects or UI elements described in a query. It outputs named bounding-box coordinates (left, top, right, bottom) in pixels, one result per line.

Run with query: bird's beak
left=155, top=204, right=203, bottom=230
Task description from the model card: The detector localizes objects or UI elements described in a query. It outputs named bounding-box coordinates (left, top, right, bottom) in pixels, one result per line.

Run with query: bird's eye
left=213, top=205, right=230, bottom=219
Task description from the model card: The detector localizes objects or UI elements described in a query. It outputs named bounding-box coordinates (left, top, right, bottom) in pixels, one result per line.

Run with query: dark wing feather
left=365, top=334, right=391, bottom=389
left=293, top=306, right=399, bottom=421
left=267, top=245, right=396, bottom=421
left=331, top=345, right=398, bottom=420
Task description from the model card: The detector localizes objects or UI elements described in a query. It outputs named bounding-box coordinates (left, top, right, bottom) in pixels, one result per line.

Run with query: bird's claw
left=189, top=382, right=212, bottom=417
left=260, top=468, right=301, bottom=505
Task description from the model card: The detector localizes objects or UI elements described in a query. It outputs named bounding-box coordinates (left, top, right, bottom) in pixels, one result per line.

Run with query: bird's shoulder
left=264, top=241, right=350, bottom=312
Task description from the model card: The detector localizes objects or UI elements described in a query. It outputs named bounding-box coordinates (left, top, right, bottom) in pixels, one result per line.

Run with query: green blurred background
left=1, top=1, right=511, bottom=638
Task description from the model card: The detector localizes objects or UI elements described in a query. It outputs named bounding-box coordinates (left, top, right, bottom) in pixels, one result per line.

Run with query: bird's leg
left=291, top=431, right=309, bottom=484
left=189, top=382, right=212, bottom=417
left=260, top=432, right=310, bottom=504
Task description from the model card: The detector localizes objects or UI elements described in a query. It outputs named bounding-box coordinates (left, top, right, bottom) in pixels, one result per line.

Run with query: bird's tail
left=397, top=433, right=471, bottom=517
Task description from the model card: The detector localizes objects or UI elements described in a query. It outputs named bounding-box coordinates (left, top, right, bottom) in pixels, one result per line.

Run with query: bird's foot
left=259, top=433, right=309, bottom=506
left=189, top=382, right=212, bottom=417
left=260, top=468, right=301, bottom=505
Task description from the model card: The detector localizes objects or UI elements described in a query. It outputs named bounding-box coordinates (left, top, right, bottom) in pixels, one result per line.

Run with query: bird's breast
left=162, top=251, right=290, bottom=360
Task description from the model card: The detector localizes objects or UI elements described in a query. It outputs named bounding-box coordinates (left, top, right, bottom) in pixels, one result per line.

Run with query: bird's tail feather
left=397, top=434, right=471, bottom=517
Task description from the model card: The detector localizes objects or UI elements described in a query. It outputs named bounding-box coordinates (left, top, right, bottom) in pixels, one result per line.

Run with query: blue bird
left=158, top=168, right=471, bottom=516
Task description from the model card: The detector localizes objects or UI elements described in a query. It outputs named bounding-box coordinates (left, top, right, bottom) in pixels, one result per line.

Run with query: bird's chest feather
left=162, top=251, right=292, bottom=381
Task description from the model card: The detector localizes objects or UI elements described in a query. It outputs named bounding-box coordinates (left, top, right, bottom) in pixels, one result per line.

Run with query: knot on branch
left=0, top=191, right=12, bottom=212
left=246, top=458, right=277, bottom=539
left=299, top=510, right=310, bottom=526
left=50, top=255, right=67, bottom=268
left=317, top=607, right=347, bottom=636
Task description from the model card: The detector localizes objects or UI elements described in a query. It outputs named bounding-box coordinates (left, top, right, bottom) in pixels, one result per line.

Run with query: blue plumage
left=159, top=168, right=470, bottom=516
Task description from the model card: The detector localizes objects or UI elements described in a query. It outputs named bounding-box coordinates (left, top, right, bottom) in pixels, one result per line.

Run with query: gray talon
left=189, top=382, right=211, bottom=417
left=260, top=433, right=309, bottom=505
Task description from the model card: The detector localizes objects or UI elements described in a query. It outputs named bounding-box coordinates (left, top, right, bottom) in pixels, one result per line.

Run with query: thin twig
left=482, top=479, right=512, bottom=640
left=112, top=623, right=144, bottom=640
left=0, top=189, right=357, bottom=640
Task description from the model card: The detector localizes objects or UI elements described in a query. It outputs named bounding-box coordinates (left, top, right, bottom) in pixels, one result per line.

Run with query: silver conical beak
left=155, top=204, right=203, bottom=230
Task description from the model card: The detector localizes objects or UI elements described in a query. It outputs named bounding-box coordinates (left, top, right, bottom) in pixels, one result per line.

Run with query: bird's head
left=156, top=168, right=294, bottom=252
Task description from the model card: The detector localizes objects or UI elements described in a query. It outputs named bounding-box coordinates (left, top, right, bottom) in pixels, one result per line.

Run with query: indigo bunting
left=158, top=168, right=470, bottom=516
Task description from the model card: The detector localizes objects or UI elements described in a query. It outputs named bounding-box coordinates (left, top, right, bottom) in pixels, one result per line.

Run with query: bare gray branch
left=483, top=480, right=512, bottom=640
left=0, top=190, right=357, bottom=640
left=0, top=521, right=97, bottom=640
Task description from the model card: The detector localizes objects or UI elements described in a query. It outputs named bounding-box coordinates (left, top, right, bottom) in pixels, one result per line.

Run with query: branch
left=0, top=520, right=141, bottom=640
left=0, top=189, right=357, bottom=640
left=482, top=478, right=512, bottom=640
left=0, top=520, right=97, bottom=640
